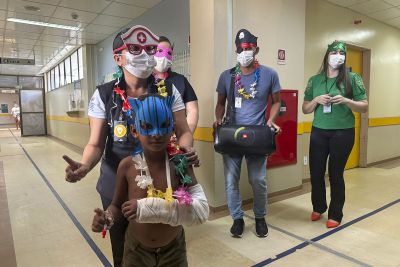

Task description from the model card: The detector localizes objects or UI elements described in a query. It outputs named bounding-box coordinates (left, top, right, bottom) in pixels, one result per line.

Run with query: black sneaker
left=255, top=218, right=268, bottom=237
left=230, top=218, right=244, bottom=238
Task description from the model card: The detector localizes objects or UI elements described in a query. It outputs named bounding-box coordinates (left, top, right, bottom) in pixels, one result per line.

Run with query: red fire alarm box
left=266, top=89, right=298, bottom=168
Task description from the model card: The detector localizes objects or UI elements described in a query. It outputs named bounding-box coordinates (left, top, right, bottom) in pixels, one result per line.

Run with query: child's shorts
left=123, top=226, right=187, bottom=267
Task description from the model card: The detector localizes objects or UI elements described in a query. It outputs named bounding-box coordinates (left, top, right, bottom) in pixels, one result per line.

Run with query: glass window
left=59, top=62, right=65, bottom=87
left=65, top=57, right=72, bottom=84
left=0, top=76, right=18, bottom=87
left=50, top=68, right=55, bottom=90
left=47, top=73, right=51, bottom=91
left=19, top=76, right=43, bottom=89
left=78, top=47, right=84, bottom=79
left=71, top=51, right=79, bottom=82
left=54, top=65, right=59, bottom=88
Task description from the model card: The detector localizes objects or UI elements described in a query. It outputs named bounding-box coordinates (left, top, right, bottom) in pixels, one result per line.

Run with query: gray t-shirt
left=216, top=65, right=281, bottom=125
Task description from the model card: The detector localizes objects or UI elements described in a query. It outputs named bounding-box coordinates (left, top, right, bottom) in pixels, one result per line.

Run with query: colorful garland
left=114, top=83, right=132, bottom=112
left=169, top=144, right=193, bottom=205
left=133, top=140, right=193, bottom=205
left=156, top=79, right=168, bottom=97
left=234, top=62, right=260, bottom=100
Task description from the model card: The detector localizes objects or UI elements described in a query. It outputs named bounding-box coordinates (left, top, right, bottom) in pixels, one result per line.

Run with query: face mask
left=123, top=51, right=156, bottom=78
left=154, top=56, right=172, bottom=73
left=328, top=54, right=345, bottom=69
left=237, top=50, right=254, bottom=67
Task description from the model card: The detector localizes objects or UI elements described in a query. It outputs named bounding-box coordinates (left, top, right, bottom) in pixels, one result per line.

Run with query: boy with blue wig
left=92, top=94, right=209, bottom=267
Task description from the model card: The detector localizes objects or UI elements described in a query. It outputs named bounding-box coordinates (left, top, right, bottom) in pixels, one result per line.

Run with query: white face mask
left=328, top=54, right=345, bottom=69
left=123, top=51, right=156, bottom=78
left=236, top=50, right=254, bottom=67
left=154, top=56, right=172, bottom=73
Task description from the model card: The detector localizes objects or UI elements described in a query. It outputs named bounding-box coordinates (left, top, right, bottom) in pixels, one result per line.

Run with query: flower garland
left=114, top=77, right=168, bottom=114
left=114, top=83, right=132, bottom=112
left=133, top=141, right=193, bottom=205
left=156, top=79, right=168, bottom=97
left=235, top=61, right=260, bottom=100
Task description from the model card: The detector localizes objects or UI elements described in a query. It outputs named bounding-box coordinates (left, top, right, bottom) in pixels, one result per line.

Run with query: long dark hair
left=319, top=51, right=352, bottom=97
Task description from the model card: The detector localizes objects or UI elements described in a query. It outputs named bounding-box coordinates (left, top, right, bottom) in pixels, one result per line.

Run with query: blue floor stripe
left=10, top=130, right=112, bottom=267
left=253, top=198, right=400, bottom=266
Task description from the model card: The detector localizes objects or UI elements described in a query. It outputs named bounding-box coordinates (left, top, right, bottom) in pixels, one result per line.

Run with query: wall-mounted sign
left=0, top=57, right=35, bottom=65
left=277, top=49, right=286, bottom=65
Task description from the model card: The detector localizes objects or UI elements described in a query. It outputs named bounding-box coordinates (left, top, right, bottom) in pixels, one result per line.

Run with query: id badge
left=323, top=104, right=332, bottom=113
left=113, top=120, right=128, bottom=142
left=235, top=97, right=242, bottom=108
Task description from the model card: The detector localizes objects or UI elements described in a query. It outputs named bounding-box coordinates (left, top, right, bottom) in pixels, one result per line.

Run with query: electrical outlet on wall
left=303, top=156, right=308, bottom=165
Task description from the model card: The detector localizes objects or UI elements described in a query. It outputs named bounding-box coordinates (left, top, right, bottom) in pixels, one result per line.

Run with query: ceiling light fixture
left=7, top=18, right=80, bottom=31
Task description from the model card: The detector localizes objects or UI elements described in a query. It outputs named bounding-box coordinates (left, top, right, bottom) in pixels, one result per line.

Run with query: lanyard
left=325, top=77, right=337, bottom=94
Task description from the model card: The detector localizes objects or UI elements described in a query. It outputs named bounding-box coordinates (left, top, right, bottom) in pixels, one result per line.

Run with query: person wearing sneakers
left=302, top=41, right=368, bottom=228
left=213, top=29, right=281, bottom=238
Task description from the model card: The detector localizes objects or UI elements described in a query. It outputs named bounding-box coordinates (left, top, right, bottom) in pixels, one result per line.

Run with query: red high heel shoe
left=311, top=212, right=322, bottom=221
left=326, top=219, right=340, bottom=228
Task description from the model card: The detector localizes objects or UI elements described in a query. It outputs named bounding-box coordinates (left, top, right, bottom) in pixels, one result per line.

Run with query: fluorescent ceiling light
left=7, top=18, right=80, bottom=31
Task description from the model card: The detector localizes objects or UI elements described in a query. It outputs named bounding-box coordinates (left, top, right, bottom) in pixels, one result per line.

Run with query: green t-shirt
left=304, top=72, right=367, bottom=129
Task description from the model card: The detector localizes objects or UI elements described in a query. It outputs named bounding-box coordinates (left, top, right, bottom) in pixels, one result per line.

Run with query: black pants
left=101, top=196, right=129, bottom=267
left=309, top=127, right=354, bottom=222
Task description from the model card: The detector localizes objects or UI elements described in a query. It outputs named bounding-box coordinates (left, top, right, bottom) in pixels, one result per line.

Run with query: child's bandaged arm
left=136, top=184, right=209, bottom=226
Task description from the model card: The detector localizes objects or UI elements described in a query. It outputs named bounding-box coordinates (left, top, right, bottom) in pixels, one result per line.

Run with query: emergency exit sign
left=0, top=57, right=35, bottom=65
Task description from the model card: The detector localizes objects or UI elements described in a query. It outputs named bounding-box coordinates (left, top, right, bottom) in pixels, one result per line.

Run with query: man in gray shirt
left=214, top=29, right=281, bottom=238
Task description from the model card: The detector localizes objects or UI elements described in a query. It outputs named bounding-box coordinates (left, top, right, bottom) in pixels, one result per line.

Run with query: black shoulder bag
left=214, top=68, right=277, bottom=156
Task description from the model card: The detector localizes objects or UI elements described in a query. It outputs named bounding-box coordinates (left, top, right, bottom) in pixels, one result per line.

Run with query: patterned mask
left=128, top=94, right=174, bottom=136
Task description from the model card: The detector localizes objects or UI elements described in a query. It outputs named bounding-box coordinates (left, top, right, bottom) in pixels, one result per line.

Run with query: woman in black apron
left=63, top=25, right=197, bottom=267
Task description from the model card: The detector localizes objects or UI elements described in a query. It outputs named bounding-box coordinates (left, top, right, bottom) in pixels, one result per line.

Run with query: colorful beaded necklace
left=234, top=61, right=260, bottom=100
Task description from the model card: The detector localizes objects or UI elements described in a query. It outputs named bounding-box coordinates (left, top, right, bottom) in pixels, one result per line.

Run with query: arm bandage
left=136, top=184, right=209, bottom=226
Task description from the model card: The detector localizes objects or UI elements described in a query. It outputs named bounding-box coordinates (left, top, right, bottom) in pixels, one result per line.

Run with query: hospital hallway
left=1, top=127, right=399, bottom=267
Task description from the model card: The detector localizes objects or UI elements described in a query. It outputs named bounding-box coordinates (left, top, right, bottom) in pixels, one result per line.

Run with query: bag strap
left=226, top=67, right=236, bottom=124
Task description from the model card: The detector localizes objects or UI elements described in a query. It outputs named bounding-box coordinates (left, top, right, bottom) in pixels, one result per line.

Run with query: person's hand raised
left=63, top=155, right=90, bottom=183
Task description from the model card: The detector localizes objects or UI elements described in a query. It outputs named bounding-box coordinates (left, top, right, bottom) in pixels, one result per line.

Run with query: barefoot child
left=92, top=94, right=209, bottom=267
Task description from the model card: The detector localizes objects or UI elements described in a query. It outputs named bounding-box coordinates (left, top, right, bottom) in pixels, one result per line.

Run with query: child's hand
left=122, top=199, right=138, bottom=221
left=92, top=208, right=106, bottom=232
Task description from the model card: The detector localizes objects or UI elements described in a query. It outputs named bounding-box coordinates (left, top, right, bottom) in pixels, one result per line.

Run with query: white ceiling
left=325, top=0, right=400, bottom=28
left=0, top=0, right=161, bottom=76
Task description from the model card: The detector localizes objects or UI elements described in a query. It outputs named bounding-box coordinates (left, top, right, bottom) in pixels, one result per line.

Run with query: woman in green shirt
left=302, top=41, right=368, bottom=228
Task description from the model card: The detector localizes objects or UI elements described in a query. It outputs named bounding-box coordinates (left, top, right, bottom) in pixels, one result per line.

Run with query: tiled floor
left=1, top=127, right=400, bottom=267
